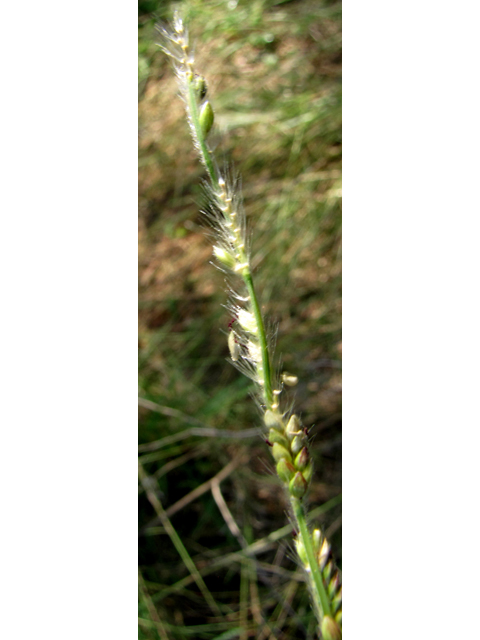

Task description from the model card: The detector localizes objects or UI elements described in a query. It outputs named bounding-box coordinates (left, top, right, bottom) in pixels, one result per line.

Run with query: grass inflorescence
left=139, top=1, right=341, bottom=638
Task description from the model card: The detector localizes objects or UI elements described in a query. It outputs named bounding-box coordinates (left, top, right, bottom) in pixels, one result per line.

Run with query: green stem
left=292, top=498, right=332, bottom=624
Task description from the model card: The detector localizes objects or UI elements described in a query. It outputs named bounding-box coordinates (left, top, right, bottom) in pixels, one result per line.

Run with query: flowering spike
left=158, top=14, right=341, bottom=634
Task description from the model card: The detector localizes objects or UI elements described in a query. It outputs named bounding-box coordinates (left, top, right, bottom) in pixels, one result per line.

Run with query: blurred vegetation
left=139, top=0, right=341, bottom=638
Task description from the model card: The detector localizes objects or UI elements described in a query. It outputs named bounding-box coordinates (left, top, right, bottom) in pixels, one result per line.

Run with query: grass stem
left=157, top=13, right=341, bottom=636
left=292, top=498, right=332, bottom=622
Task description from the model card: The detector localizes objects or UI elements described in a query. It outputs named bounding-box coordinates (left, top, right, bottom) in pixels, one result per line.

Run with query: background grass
left=139, top=1, right=341, bottom=637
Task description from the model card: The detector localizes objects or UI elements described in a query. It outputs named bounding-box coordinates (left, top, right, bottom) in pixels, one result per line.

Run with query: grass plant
left=157, top=11, right=341, bottom=636
left=139, top=2, right=341, bottom=638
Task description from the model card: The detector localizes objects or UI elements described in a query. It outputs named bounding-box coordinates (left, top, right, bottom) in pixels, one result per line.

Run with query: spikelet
left=228, top=331, right=240, bottom=362
left=193, top=74, right=207, bottom=100
left=199, top=101, right=214, bottom=136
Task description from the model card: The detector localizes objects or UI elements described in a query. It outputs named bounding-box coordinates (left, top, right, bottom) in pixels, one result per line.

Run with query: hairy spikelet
left=158, top=13, right=275, bottom=408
